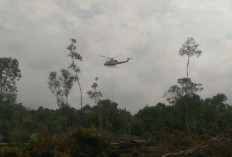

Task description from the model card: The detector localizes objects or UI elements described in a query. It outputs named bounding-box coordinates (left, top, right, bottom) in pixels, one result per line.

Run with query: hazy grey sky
left=1, top=0, right=232, bottom=113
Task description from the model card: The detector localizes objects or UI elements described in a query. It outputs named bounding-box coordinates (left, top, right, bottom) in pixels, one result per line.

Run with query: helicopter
left=100, top=55, right=132, bottom=67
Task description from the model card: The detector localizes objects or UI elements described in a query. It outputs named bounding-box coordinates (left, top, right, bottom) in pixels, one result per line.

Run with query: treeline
left=1, top=93, right=232, bottom=156
left=1, top=93, right=232, bottom=142
left=0, top=96, right=132, bottom=142
left=134, top=94, right=232, bottom=135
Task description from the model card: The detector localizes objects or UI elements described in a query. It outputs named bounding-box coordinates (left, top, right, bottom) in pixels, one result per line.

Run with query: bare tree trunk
left=106, top=108, right=109, bottom=129
left=65, top=95, right=68, bottom=105
left=185, top=56, right=190, bottom=130
left=56, top=94, right=60, bottom=107
left=62, top=107, right=68, bottom=133
left=77, top=80, right=83, bottom=109
left=187, top=56, right=190, bottom=78
left=65, top=109, right=68, bottom=132
left=0, top=83, right=2, bottom=94
left=185, top=101, right=189, bottom=130
left=127, top=119, right=131, bottom=135
left=99, top=106, right=103, bottom=130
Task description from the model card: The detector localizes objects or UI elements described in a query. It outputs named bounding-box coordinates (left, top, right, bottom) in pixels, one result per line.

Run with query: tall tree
left=48, top=71, right=64, bottom=108
left=0, top=57, right=21, bottom=94
left=48, top=69, right=74, bottom=132
left=59, top=69, right=74, bottom=105
left=87, top=77, right=103, bottom=130
left=67, top=39, right=83, bottom=108
left=164, top=78, right=203, bottom=105
left=179, top=37, right=202, bottom=78
left=48, top=70, right=74, bottom=108
left=165, top=38, right=202, bottom=130
left=179, top=37, right=202, bottom=130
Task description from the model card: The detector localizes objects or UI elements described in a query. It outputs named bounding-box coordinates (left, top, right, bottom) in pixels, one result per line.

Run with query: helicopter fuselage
left=104, top=58, right=131, bottom=66
left=104, top=60, right=118, bottom=66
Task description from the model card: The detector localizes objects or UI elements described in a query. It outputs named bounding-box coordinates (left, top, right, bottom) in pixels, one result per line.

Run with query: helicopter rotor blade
left=100, top=55, right=112, bottom=59
left=113, top=55, right=121, bottom=59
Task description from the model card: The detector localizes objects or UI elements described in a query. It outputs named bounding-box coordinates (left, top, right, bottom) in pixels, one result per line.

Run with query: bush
left=20, top=127, right=111, bottom=157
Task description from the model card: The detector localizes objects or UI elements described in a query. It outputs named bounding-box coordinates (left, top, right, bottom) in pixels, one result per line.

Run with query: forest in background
left=0, top=38, right=232, bottom=156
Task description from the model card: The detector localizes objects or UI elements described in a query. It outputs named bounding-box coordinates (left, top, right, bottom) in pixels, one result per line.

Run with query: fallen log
left=161, top=136, right=232, bottom=157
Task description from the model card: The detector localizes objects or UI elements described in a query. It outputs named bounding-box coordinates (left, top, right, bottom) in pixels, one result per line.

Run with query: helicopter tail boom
left=116, top=58, right=132, bottom=64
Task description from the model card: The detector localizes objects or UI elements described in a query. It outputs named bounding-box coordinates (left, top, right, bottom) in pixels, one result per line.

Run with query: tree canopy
left=0, top=57, right=21, bottom=94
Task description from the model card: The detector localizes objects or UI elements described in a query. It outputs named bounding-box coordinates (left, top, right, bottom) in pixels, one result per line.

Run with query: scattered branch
left=161, top=136, right=232, bottom=157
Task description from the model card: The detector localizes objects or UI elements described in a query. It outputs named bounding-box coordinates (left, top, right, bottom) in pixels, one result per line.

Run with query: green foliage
left=133, top=93, right=232, bottom=138
left=48, top=69, right=74, bottom=107
left=179, top=37, right=202, bottom=78
left=87, top=77, right=102, bottom=104
left=0, top=94, right=232, bottom=156
left=65, top=128, right=110, bottom=157
left=48, top=71, right=64, bottom=107
left=164, top=78, right=203, bottom=104
left=87, top=77, right=104, bottom=130
left=67, top=39, right=82, bottom=61
left=179, top=37, right=202, bottom=58
left=16, top=128, right=111, bottom=157
left=0, top=57, right=21, bottom=94
left=0, top=144, right=25, bottom=157
left=59, top=69, right=74, bottom=103
left=28, top=134, right=38, bottom=146
left=48, top=38, right=82, bottom=108
left=1, top=77, right=232, bottom=157
left=67, top=38, right=83, bottom=108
